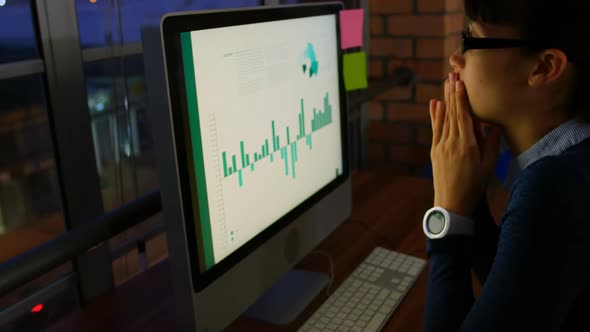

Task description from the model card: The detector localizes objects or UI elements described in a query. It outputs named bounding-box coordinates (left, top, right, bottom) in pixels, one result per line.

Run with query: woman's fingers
left=442, top=73, right=476, bottom=145
left=448, top=74, right=459, bottom=140
left=435, top=101, right=445, bottom=144
left=444, top=74, right=452, bottom=108
left=430, top=99, right=439, bottom=145
left=441, top=79, right=451, bottom=140
left=433, top=100, right=445, bottom=146
left=455, top=82, right=465, bottom=139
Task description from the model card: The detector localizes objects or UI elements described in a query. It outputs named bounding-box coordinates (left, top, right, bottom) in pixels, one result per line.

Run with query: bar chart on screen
left=219, top=92, right=337, bottom=188
left=202, top=86, right=343, bottom=261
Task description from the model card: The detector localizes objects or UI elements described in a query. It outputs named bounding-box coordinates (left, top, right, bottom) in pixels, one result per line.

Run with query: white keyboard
left=298, top=247, right=427, bottom=332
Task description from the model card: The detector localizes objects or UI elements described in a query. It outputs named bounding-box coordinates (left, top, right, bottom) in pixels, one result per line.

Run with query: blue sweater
left=424, top=136, right=590, bottom=332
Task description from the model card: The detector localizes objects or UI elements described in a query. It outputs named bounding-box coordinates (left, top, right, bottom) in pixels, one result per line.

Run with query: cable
left=309, top=250, right=335, bottom=296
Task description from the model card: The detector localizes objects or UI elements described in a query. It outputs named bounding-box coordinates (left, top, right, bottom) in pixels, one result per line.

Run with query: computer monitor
left=142, top=2, right=351, bottom=331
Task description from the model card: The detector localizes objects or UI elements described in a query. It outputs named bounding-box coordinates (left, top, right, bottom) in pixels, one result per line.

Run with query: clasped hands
left=429, top=72, right=503, bottom=218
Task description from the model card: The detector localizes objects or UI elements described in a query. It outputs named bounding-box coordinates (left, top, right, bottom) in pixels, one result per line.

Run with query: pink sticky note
left=339, top=9, right=364, bottom=49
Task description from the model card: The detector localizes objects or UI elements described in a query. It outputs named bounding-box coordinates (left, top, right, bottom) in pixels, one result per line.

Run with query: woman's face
left=449, top=22, right=532, bottom=125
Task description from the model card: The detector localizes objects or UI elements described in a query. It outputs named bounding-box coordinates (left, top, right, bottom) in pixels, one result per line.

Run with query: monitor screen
left=179, top=13, right=344, bottom=272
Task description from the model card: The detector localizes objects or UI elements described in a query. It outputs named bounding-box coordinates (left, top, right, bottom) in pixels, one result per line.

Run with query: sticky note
left=339, top=9, right=364, bottom=49
left=343, top=52, right=368, bottom=91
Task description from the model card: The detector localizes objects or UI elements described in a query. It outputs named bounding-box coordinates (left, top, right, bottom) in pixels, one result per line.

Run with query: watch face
left=426, top=211, right=446, bottom=235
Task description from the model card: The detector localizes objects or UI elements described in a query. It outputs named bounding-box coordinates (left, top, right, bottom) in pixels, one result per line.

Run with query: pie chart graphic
left=301, top=42, right=319, bottom=78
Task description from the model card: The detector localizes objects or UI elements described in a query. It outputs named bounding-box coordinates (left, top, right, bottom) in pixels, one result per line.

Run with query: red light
left=31, top=304, right=44, bottom=313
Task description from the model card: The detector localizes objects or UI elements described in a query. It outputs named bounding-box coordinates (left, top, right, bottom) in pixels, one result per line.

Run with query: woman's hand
left=429, top=73, right=502, bottom=217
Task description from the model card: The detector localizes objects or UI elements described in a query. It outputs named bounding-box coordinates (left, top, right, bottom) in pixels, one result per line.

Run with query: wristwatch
left=422, top=207, right=474, bottom=239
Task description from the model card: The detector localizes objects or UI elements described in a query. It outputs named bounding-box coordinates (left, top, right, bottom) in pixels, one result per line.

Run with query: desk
left=48, top=172, right=509, bottom=332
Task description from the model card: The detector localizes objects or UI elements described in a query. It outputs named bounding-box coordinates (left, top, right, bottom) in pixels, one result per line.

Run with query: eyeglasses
left=461, top=30, right=552, bottom=54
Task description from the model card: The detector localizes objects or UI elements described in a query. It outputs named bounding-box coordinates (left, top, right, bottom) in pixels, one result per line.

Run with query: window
left=76, top=0, right=263, bottom=284
left=76, top=0, right=262, bottom=48
left=0, top=76, right=64, bottom=260
left=0, top=0, right=40, bottom=63
left=0, top=2, right=75, bottom=330
left=84, top=55, right=156, bottom=211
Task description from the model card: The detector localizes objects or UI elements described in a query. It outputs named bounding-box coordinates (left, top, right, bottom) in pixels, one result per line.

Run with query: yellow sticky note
left=343, top=51, right=368, bottom=91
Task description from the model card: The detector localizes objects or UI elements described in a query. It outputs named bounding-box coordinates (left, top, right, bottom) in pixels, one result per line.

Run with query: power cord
left=309, top=250, right=335, bottom=296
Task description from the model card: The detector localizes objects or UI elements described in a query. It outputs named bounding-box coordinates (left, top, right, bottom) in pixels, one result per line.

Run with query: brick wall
left=367, top=0, right=464, bottom=174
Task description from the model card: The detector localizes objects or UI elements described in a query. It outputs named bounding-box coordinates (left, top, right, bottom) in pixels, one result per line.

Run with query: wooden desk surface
left=48, top=172, right=508, bottom=332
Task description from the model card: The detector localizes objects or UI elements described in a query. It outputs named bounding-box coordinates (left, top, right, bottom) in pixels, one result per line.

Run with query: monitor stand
left=242, top=269, right=329, bottom=325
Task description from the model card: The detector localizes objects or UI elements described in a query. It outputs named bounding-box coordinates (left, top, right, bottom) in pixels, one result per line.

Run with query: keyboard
left=298, top=247, right=427, bottom=332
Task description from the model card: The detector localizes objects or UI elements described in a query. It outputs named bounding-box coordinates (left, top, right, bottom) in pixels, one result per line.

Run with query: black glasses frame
left=461, top=30, right=547, bottom=54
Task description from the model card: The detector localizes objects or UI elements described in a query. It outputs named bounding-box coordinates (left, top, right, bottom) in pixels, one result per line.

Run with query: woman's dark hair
left=463, top=0, right=590, bottom=121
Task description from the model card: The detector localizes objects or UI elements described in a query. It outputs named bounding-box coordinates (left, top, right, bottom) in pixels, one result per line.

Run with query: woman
left=424, top=0, right=590, bottom=331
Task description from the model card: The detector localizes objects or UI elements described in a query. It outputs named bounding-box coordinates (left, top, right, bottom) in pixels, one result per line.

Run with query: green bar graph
left=272, top=121, right=279, bottom=152
left=281, top=147, right=289, bottom=176
left=222, top=152, right=228, bottom=177
left=240, top=141, right=245, bottom=168
left=220, top=92, right=333, bottom=187
left=311, top=93, right=333, bottom=133
left=291, top=143, right=297, bottom=179
left=300, top=99, right=305, bottom=138
left=297, top=114, right=301, bottom=140
left=286, top=127, right=290, bottom=145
